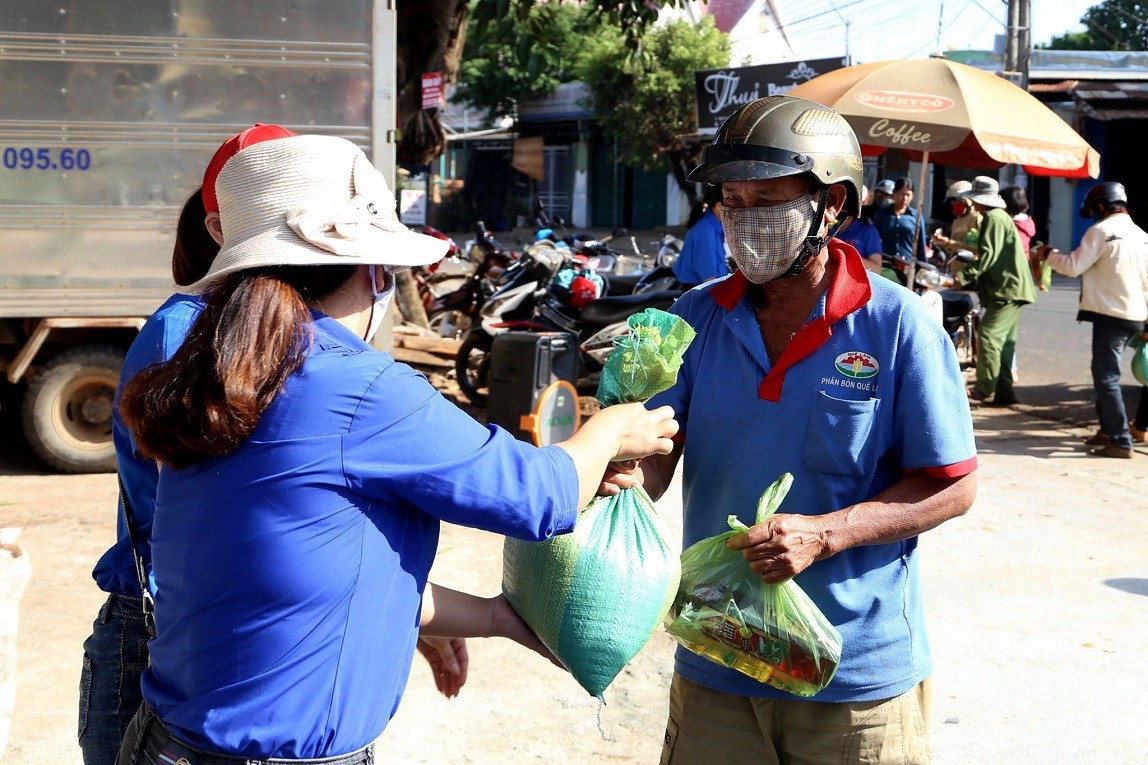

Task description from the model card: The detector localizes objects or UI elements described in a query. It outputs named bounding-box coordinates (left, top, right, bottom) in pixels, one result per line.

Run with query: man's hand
left=416, top=636, right=468, bottom=698
left=725, top=513, right=831, bottom=584
left=596, top=459, right=642, bottom=497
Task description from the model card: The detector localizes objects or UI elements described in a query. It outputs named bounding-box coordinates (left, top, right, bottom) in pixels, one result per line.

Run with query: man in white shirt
left=1043, top=182, right=1148, bottom=458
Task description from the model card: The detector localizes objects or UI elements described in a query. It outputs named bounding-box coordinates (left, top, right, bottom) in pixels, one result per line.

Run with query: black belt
left=123, top=705, right=374, bottom=765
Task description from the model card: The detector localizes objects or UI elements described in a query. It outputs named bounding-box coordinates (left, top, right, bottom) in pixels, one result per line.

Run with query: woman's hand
left=580, top=402, right=679, bottom=462
left=556, top=402, right=677, bottom=509
left=489, top=594, right=563, bottom=670
left=416, top=635, right=468, bottom=698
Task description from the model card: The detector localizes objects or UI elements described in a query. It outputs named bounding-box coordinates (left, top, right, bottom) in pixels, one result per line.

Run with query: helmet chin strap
left=780, top=186, right=831, bottom=279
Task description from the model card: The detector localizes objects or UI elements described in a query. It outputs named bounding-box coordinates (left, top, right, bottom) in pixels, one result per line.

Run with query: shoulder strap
left=118, top=475, right=157, bottom=638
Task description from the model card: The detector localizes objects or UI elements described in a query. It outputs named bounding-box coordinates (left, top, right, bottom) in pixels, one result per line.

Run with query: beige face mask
left=720, top=194, right=819, bottom=283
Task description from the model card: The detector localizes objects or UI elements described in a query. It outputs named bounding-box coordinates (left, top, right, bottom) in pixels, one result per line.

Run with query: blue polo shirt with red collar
left=650, top=239, right=977, bottom=702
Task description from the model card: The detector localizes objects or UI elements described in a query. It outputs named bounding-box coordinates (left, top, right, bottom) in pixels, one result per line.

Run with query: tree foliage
left=1043, top=0, right=1148, bottom=50
left=396, top=0, right=689, bottom=164
left=573, top=17, right=730, bottom=169
left=454, top=3, right=593, bottom=121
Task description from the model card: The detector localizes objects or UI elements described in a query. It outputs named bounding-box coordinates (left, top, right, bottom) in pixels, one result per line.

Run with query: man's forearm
left=820, top=471, right=977, bottom=558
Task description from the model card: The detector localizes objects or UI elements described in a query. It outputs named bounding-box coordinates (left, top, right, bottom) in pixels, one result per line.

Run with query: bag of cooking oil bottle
left=663, top=473, right=842, bottom=698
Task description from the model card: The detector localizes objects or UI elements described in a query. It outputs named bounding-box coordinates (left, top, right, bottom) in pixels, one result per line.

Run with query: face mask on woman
left=720, top=194, right=820, bottom=284
left=364, top=266, right=396, bottom=342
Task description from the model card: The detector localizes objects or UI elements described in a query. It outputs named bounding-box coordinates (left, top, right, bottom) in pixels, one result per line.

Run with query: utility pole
left=825, top=0, right=852, bottom=64
left=1002, top=0, right=1032, bottom=188
left=1003, top=0, right=1031, bottom=87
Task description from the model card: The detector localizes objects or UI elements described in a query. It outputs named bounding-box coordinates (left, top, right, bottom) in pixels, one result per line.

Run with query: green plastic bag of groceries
left=664, top=473, right=843, bottom=698
left=502, top=308, right=694, bottom=698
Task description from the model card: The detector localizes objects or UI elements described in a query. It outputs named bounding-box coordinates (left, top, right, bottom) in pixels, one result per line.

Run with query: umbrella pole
left=908, top=151, right=930, bottom=290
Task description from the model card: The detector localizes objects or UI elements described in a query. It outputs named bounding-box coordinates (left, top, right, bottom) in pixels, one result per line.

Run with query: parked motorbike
left=422, top=221, right=516, bottom=339
left=915, top=248, right=981, bottom=369
left=454, top=241, right=681, bottom=406
left=632, top=233, right=686, bottom=294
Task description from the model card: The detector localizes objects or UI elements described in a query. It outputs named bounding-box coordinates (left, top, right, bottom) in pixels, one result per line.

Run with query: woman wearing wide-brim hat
left=115, top=134, right=677, bottom=764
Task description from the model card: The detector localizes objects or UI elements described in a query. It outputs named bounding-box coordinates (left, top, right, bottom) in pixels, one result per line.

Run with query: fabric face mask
left=721, top=194, right=819, bottom=284
left=364, top=266, right=396, bottom=342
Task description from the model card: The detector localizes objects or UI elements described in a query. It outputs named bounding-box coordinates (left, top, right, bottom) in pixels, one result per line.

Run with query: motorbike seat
left=603, top=272, right=644, bottom=295
left=941, top=289, right=979, bottom=320
left=578, top=290, right=680, bottom=328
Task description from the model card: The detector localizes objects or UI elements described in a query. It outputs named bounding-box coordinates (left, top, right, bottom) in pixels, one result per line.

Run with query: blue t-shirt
left=872, top=206, right=927, bottom=263
left=649, top=241, right=977, bottom=703
left=835, top=220, right=883, bottom=260
left=92, top=293, right=204, bottom=597
left=673, top=210, right=728, bottom=285
left=141, top=313, right=580, bottom=759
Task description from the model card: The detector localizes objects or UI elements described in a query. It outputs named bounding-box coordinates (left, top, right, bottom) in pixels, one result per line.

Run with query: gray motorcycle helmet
left=1079, top=181, right=1127, bottom=218
left=688, top=96, right=863, bottom=219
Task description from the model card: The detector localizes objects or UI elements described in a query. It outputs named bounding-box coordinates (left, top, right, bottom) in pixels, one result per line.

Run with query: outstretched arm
left=419, top=583, right=560, bottom=667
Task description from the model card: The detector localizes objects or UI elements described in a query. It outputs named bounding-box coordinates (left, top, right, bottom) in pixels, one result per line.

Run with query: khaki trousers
left=660, top=674, right=932, bottom=765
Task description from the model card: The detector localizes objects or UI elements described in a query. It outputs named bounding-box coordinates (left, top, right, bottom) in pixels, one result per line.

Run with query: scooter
left=454, top=242, right=681, bottom=406
left=632, top=233, right=686, bottom=294
left=915, top=248, right=981, bottom=369
left=423, top=222, right=516, bottom=339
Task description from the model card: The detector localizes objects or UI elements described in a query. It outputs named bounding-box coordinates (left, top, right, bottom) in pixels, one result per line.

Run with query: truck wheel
left=21, top=345, right=124, bottom=473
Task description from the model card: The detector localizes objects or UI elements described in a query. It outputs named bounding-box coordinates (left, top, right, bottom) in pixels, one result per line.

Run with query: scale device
left=487, top=331, right=581, bottom=444
left=518, top=379, right=581, bottom=446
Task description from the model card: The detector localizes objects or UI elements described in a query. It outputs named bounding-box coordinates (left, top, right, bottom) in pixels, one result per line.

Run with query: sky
left=775, top=0, right=1100, bottom=64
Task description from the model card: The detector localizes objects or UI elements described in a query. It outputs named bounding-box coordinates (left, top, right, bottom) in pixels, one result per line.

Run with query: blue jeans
left=79, top=593, right=150, bottom=765
left=1091, top=324, right=1136, bottom=450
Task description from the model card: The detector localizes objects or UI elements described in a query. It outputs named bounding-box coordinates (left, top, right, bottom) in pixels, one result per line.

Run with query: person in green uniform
left=956, top=176, right=1037, bottom=406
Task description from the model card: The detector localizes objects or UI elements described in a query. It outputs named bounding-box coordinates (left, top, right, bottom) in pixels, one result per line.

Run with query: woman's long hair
left=121, top=265, right=357, bottom=469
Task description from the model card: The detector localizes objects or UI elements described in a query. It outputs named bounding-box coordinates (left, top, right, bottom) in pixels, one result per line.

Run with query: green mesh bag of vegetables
left=502, top=308, right=693, bottom=699
left=663, top=473, right=843, bottom=698
left=595, top=308, right=696, bottom=407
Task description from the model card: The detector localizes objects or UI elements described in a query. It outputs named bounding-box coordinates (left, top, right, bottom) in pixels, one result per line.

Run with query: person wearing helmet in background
left=1041, top=181, right=1148, bottom=459
left=606, top=96, right=977, bottom=763
left=931, top=179, right=981, bottom=257
left=871, top=177, right=895, bottom=210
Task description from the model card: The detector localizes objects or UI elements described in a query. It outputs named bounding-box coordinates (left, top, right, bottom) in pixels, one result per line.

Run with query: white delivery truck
left=0, top=0, right=397, bottom=472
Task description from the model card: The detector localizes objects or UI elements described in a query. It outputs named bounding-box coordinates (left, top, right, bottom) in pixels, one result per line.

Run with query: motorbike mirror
left=954, top=249, right=975, bottom=263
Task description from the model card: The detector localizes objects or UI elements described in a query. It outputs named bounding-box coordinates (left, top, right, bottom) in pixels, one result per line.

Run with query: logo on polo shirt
left=834, top=351, right=879, bottom=379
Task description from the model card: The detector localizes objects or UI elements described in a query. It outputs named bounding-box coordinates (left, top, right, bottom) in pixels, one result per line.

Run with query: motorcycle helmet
left=1079, top=182, right=1128, bottom=218
left=688, top=96, right=863, bottom=219
left=568, top=274, right=600, bottom=308
left=688, top=96, right=863, bottom=277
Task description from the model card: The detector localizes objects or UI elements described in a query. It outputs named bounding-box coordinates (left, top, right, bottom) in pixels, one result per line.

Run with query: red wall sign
left=421, top=72, right=444, bottom=110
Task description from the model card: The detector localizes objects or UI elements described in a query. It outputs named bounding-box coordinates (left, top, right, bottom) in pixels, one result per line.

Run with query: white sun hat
left=186, top=134, right=448, bottom=293
left=960, top=175, right=1007, bottom=209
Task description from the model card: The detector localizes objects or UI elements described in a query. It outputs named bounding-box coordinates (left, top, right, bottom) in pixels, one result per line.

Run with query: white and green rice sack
left=502, top=484, right=680, bottom=699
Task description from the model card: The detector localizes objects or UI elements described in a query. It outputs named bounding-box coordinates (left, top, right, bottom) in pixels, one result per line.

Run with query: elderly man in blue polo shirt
left=612, top=96, right=978, bottom=763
